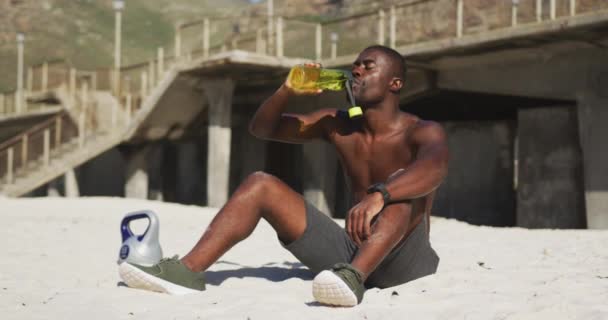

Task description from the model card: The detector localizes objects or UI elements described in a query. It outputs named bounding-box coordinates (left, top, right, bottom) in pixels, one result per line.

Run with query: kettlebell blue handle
left=121, top=212, right=151, bottom=242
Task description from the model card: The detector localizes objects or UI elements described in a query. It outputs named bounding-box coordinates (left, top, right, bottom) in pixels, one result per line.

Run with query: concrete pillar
left=125, top=147, right=149, bottom=199
left=302, top=142, right=337, bottom=216
left=578, top=91, right=608, bottom=228
left=47, top=179, right=61, bottom=197
left=64, top=168, right=80, bottom=197
left=45, top=169, right=79, bottom=197
left=201, top=78, right=235, bottom=207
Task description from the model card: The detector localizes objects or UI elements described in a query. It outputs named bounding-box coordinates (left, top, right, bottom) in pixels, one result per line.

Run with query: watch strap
left=367, top=183, right=391, bottom=205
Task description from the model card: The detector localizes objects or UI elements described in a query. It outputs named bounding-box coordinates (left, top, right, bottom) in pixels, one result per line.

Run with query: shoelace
left=159, top=255, right=181, bottom=264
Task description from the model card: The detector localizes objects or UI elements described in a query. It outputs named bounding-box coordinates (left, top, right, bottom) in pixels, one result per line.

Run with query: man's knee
left=241, top=171, right=283, bottom=196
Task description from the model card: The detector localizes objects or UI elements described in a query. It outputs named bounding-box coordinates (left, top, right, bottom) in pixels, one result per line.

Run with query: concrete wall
left=433, top=121, right=516, bottom=226
left=78, top=147, right=125, bottom=197
left=517, top=106, right=586, bottom=228
left=437, top=46, right=608, bottom=228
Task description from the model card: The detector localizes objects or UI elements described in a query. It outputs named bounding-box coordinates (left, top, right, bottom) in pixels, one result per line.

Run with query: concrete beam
left=201, top=78, right=235, bottom=207
left=436, top=47, right=608, bottom=100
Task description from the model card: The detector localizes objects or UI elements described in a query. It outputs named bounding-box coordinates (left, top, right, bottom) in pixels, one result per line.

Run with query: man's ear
left=389, top=77, right=404, bottom=92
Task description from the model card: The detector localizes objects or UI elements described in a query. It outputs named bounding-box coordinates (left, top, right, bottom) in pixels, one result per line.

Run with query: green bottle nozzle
left=345, top=79, right=362, bottom=119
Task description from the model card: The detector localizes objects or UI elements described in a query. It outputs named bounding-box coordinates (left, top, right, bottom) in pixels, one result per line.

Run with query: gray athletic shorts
left=282, top=200, right=440, bottom=289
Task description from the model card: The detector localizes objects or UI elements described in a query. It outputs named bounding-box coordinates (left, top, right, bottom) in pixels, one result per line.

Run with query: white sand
left=0, top=197, right=606, bottom=319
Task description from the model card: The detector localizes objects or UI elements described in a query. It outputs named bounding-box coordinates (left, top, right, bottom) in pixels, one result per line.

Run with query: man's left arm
left=347, top=121, right=449, bottom=243
left=383, top=121, right=449, bottom=201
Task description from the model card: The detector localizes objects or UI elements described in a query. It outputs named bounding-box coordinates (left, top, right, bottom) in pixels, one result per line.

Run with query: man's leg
left=312, top=202, right=414, bottom=306
left=181, top=171, right=307, bottom=272
left=119, top=171, right=309, bottom=294
left=350, top=203, right=413, bottom=280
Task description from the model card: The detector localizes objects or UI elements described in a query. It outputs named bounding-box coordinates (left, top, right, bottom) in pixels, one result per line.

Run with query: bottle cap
left=348, top=106, right=363, bottom=118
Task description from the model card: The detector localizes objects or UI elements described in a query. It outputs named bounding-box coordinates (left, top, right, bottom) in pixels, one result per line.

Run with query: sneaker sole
left=118, top=262, right=201, bottom=295
left=312, top=270, right=358, bottom=307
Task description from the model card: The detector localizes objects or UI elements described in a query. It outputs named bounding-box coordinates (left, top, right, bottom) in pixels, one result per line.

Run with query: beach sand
left=0, top=197, right=606, bottom=319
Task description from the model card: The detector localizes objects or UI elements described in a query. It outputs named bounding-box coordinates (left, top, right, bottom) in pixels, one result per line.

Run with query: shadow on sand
left=205, top=261, right=313, bottom=286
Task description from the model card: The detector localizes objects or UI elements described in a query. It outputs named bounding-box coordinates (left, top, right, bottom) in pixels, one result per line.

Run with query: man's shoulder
left=396, top=112, right=444, bottom=140
left=407, top=117, right=446, bottom=144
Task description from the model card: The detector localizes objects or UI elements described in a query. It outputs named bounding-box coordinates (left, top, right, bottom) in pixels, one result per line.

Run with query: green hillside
left=0, top=0, right=250, bottom=92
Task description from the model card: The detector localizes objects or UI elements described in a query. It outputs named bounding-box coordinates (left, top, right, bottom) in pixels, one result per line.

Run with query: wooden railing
left=0, top=111, right=77, bottom=184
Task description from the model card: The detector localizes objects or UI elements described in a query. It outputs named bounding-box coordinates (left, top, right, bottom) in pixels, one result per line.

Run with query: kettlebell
left=117, top=210, right=163, bottom=266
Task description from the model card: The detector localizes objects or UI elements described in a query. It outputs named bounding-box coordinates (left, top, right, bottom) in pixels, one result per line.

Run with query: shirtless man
left=119, top=45, right=449, bottom=307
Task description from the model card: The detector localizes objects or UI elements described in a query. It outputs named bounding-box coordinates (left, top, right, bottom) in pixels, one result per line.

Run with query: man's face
left=350, top=49, right=394, bottom=106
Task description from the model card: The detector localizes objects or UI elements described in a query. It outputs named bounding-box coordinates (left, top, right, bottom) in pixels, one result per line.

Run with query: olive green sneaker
left=312, top=263, right=366, bottom=307
left=118, top=255, right=206, bottom=295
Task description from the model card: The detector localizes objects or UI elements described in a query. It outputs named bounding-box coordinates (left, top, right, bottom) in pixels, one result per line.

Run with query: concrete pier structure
left=2, top=4, right=607, bottom=230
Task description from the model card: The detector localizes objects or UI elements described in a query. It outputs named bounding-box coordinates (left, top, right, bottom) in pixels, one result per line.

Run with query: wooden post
left=27, top=67, right=33, bottom=92
left=203, top=18, right=210, bottom=59
left=231, top=37, right=238, bottom=50
left=157, top=47, right=164, bottom=81
left=112, top=100, right=117, bottom=126
left=7, top=93, right=13, bottom=113
left=91, top=73, right=97, bottom=91
left=148, top=60, right=155, bottom=91
left=550, top=0, right=556, bottom=19
left=78, top=112, right=85, bottom=148
left=141, top=71, right=148, bottom=99
left=570, top=0, right=576, bottom=16
left=21, top=135, right=28, bottom=169
left=256, top=28, right=264, bottom=54
left=43, top=129, right=50, bottom=167
left=267, top=0, right=274, bottom=55
left=7, top=147, right=14, bottom=184
left=14, top=91, right=21, bottom=114
left=536, top=0, right=542, bottom=22
left=378, top=9, right=385, bottom=45
left=330, top=33, right=338, bottom=60
left=512, top=0, right=519, bottom=26
left=23, top=91, right=28, bottom=113
left=174, top=24, right=182, bottom=59
left=80, top=81, right=89, bottom=113
left=55, top=116, right=62, bottom=147
left=389, top=6, right=396, bottom=48
left=42, top=62, right=48, bottom=91
left=126, top=94, right=132, bottom=124
left=276, top=16, right=284, bottom=58
left=315, top=23, right=322, bottom=61
left=456, top=0, right=463, bottom=38
left=16, top=34, right=24, bottom=115
left=69, top=68, right=76, bottom=107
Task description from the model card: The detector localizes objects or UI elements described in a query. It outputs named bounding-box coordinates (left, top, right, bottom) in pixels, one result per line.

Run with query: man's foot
left=118, top=255, right=206, bottom=295
left=312, top=263, right=365, bottom=307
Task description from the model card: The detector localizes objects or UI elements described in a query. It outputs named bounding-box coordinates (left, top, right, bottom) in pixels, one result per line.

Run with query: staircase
left=0, top=58, right=183, bottom=197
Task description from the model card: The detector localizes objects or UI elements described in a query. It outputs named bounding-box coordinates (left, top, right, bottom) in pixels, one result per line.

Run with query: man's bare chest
left=333, top=133, right=416, bottom=186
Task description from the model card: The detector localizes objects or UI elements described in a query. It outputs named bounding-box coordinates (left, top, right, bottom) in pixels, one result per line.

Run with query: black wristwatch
left=367, top=183, right=391, bottom=205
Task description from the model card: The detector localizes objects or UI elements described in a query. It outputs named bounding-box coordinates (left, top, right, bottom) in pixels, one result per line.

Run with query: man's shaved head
left=362, top=45, right=407, bottom=81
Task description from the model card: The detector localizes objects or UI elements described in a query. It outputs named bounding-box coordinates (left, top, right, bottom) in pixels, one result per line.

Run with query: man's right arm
left=249, top=82, right=337, bottom=144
